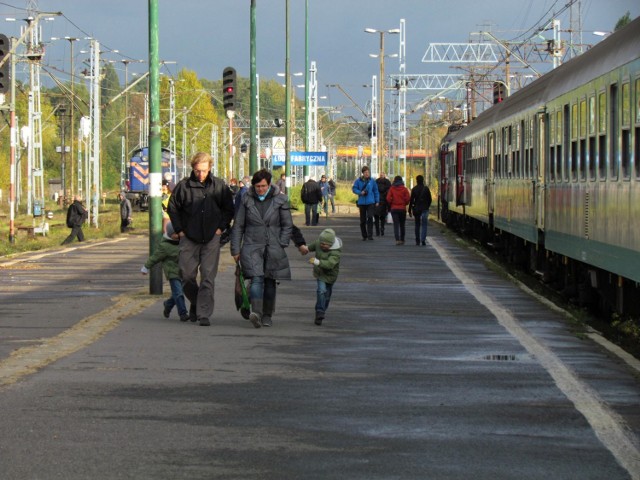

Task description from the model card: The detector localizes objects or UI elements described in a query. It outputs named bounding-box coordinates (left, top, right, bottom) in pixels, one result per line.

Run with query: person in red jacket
left=386, top=175, right=411, bottom=245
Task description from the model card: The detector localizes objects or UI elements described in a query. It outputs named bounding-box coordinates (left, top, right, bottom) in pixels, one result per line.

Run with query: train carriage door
left=455, top=141, right=466, bottom=206
left=487, top=132, right=495, bottom=219
left=536, top=111, right=547, bottom=229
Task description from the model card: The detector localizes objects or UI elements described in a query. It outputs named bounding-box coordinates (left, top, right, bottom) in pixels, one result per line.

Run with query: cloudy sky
left=2, top=0, right=638, bottom=119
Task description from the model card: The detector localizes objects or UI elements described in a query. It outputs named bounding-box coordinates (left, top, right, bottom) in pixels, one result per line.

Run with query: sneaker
left=163, top=305, right=171, bottom=319
left=421, top=241, right=426, bottom=246
left=199, top=318, right=210, bottom=326
left=261, top=315, right=272, bottom=327
left=179, top=313, right=190, bottom=322
left=315, top=312, right=324, bottom=326
left=367, top=237, right=374, bottom=241
left=249, top=312, right=262, bottom=329
left=189, top=306, right=197, bottom=322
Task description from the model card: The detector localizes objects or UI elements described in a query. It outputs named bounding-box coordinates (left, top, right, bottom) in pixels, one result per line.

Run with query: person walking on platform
left=408, top=174, right=433, bottom=246
left=374, top=172, right=391, bottom=237
left=318, top=175, right=330, bottom=217
left=168, top=152, right=235, bottom=326
left=327, top=177, right=336, bottom=214
left=352, top=165, right=379, bottom=241
left=307, top=228, right=342, bottom=326
left=386, top=175, right=411, bottom=245
left=231, top=168, right=293, bottom=329
left=301, top=176, right=323, bottom=226
left=61, top=195, right=88, bottom=245
left=118, top=192, right=133, bottom=233
left=140, top=222, right=189, bottom=322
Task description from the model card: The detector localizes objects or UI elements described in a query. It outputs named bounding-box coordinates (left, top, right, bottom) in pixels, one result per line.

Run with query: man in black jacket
left=300, top=177, right=323, bottom=226
left=61, top=196, right=88, bottom=245
left=168, top=152, right=235, bottom=326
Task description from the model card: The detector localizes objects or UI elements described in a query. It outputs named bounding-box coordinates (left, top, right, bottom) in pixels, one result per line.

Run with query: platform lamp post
left=55, top=104, right=68, bottom=203
left=51, top=36, right=79, bottom=196
left=365, top=27, right=399, bottom=176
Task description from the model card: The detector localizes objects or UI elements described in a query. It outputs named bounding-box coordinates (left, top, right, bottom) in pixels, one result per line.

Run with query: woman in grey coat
left=230, top=169, right=293, bottom=328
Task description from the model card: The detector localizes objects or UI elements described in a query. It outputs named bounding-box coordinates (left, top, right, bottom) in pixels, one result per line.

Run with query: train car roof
left=450, top=16, right=640, bottom=142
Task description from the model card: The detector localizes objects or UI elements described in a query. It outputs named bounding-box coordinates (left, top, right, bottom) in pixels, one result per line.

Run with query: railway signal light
left=222, top=67, right=237, bottom=113
left=240, top=142, right=247, bottom=153
left=274, top=118, right=284, bottom=128
left=0, top=34, right=11, bottom=95
left=493, top=81, right=506, bottom=104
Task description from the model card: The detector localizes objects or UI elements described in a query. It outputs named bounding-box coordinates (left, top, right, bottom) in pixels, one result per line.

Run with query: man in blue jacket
left=351, top=165, right=379, bottom=241
left=168, top=152, right=235, bottom=326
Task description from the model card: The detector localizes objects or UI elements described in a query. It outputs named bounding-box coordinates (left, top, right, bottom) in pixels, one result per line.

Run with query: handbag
left=386, top=212, right=393, bottom=224
left=234, top=262, right=251, bottom=319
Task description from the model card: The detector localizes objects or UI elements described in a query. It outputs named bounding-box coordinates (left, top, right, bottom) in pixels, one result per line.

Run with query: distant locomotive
left=439, top=17, right=640, bottom=316
left=124, top=147, right=178, bottom=211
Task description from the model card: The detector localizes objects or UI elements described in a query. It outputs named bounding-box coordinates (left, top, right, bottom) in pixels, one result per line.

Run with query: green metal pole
left=303, top=0, right=309, bottom=179
left=284, top=0, right=290, bottom=193
left=249, top=0, right=258, bottom=174
left=148, top=0, right=163, bottom=295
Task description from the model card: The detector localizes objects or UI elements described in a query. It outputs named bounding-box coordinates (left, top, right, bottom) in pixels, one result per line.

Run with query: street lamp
left=120, top=59, right=145, bottom=156
left=365, top=27, right=399, bottom=175
left=56, top=104, right=69, bottom=201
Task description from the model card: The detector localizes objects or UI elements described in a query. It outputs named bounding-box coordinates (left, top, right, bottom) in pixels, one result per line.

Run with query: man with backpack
left=300, top=177, right=323, bottom=226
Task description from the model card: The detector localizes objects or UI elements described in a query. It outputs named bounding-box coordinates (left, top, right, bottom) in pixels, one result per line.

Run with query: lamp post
left=56, top=104, right=68, bottom=201
left=121, top=59, right=145, bottom=158
left=365, top=27, right=399, bottom=175
left=52, top=36, right=80, bottom=195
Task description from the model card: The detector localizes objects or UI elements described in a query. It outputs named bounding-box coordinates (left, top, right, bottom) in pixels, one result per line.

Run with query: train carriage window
left=571, top=103, right=578, bottom=181
left=557, top=110, right=563, bottom=180
left=636, top=79, right=640, bottom=179
left=580, top=100, right=587, bottom=181
left=563, top=105, right=570, bottom=182
left=598, top=92, right=607, bottom=179
left=610, top=84, right=619, bottom=180
left=621, top=82, right=631, bottom=179
left=588, top=96, right=597, bottom=180
left=549, top=112, right=555, bottom=181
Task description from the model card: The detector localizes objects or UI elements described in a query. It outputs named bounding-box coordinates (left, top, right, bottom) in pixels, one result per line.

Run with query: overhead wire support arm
left=326, top=84, right=369, bottom=118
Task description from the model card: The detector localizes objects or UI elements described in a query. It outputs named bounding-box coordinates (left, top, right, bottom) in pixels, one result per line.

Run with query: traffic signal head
left=222, top=67, right=237, bottom=112
left=0, top=34, right=10, bottom=95
left=492, top=81, right=505, bottom=105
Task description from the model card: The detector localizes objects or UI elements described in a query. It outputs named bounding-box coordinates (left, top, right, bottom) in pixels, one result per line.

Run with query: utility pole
left=284, top=0, right=291, bottom=194
left=148, top=0, right=163, bottom=295
left=249, top=0, right=258, bottom=174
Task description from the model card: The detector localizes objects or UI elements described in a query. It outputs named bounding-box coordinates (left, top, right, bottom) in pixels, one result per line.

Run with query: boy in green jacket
left=141, top=223, right=189, bottom=322
left=307, top=228, right=342, bottom=325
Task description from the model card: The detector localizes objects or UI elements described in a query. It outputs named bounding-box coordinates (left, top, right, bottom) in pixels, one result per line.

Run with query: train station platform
left=0, top=214, right=639, bottom=479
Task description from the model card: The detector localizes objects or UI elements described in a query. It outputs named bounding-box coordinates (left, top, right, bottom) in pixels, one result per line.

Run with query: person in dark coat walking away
left=140, top=222, right=189, bottom=322
left=374, top=172, right=391, bottom=237
left=168, top=152, right=235, bottom=326
left=327, top=177, right=336, bottom=213
left=231, top=169, right=293, bottom=328
left=408, top=175, right=433, bottom=246
left=307, top=228, right=342, bottom=326
left=352, top=165, right=379, bottom=241
left=300, top=176, right=323, bottom=226
left=386, top=175, right=411, bottom=245
left=61, top=195, right=88, bottom=245
left=118, top=192, right=133, bottom=233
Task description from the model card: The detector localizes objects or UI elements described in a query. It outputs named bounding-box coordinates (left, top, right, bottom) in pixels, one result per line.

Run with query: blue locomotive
left=124, top=147, right=177, bottom=211
left=440, top=17, right=640, bottom=316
